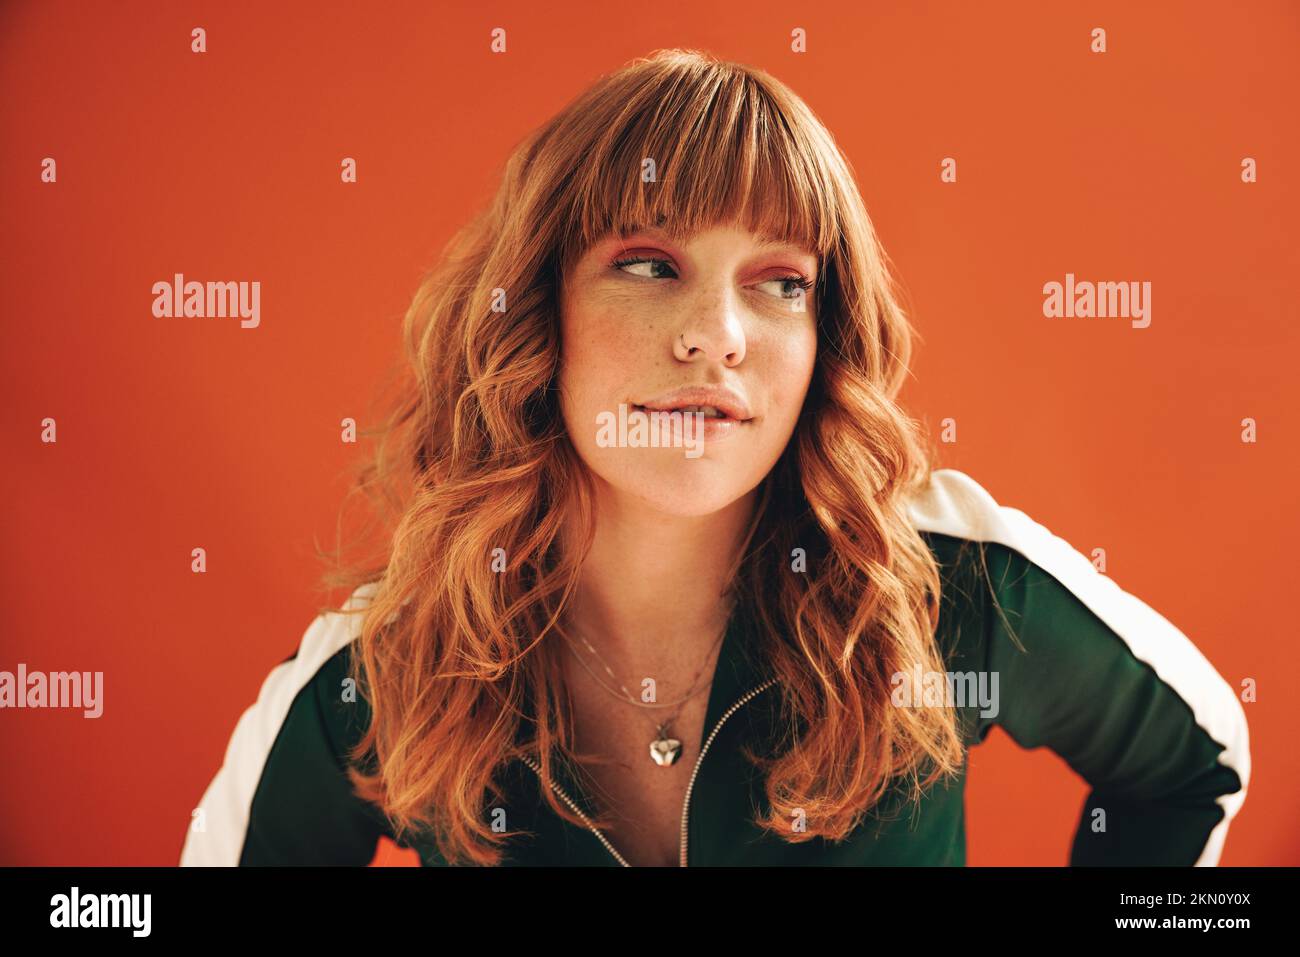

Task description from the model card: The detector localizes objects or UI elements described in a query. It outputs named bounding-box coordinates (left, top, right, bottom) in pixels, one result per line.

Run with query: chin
left=593, top=453, right=761, bottom=518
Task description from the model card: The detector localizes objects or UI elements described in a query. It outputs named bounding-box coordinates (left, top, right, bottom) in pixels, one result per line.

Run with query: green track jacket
left=178, top=469, right=1251, bottom=866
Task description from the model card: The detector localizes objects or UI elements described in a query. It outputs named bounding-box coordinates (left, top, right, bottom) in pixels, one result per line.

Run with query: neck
left=560, top=479, right=758, bottom=671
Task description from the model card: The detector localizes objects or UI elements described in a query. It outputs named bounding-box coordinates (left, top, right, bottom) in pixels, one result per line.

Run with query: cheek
left=558, top=298, right=644, bottom=425
left=760, top=322, right=818, bottom=423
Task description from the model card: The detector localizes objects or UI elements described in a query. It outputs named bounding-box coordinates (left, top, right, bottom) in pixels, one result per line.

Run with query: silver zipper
left=517, top=676, right=780, bottom=868
left=678, top=677, right=779, bottom=867
left=518, top=752, right=632, bottom=866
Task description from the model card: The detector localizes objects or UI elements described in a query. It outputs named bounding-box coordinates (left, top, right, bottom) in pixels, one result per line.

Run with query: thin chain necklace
left=559, top=612, right=731, bottom=767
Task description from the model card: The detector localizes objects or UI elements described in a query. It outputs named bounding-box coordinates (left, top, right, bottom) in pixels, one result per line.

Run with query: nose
left=673, top=284, right=746, bottom=366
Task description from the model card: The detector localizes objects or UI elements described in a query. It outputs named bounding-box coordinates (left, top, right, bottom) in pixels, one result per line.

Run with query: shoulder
left=906, top=466, right=1070, bottom=562
left=180, top=581, right=391, bottom=865
left=904, top=469, right=1226, bottom=708
left=904, top=467, right=1065, bottom=620
left=904, top=467, right=1241, bottom=722
left=245, top=580, right=387, bottom=756
left=908, top=467, right=1189, bottom=637
left=283, top=582, right=385, bottom=718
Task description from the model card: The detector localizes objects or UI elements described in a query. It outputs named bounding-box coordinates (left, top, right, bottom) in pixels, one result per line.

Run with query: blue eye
left=757, top=275, right=815, bottom=300
left=611, top=256, right=677, bottom=279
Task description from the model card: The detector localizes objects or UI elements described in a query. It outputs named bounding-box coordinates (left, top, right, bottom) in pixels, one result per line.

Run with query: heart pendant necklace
left=560, top=613, right=730, bottom=767
left=649, top=724, right=683, bottom=767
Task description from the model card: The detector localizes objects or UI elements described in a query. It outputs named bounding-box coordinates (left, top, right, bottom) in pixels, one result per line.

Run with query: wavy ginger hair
left=320, top=48, right=963, bottom=866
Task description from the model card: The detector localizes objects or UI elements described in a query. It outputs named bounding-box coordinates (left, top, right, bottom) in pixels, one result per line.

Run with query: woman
left=179, top=49, right=1250, bottom=867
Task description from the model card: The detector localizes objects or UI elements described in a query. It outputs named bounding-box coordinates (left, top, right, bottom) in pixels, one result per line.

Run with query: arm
left=974, top=535, right=1250, bottom=866
left=912, top=469, right=1250, bottom=866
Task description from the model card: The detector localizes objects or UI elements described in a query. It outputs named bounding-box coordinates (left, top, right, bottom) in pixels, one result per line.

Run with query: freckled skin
left=553, top=222, right=819, bottom=864
left=557, top=221, right=818, bottom=517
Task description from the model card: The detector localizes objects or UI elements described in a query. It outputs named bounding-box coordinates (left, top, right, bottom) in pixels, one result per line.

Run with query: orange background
left=1, top=0, right=1295, bottom=866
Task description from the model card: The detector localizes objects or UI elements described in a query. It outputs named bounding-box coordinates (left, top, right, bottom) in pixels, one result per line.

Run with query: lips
left=633, top=403, right=728, bottom=419
left=634, top=385, right=753, bottom=422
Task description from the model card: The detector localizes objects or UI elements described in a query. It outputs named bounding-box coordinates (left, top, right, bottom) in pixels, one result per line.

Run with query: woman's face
left=557, top=220, right=819, bottom=517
